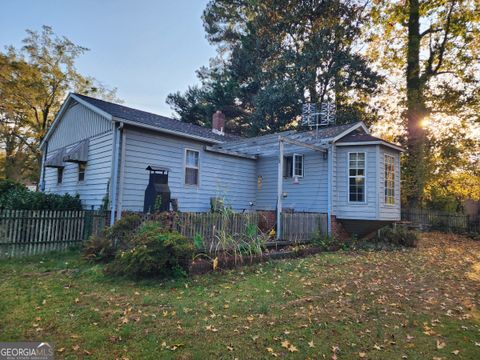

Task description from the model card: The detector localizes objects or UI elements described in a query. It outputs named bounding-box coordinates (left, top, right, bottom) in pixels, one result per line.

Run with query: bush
left=376, top=226, right=418, bottom=247
left=106, top=222, right=194, bottom=278
left=311, top=232, right=339, bottom=251
left=105, top=213, right=142, bottom=249
left=82, top=234, right=115, bottom=263
left=0, top=180, right=82, bottom=210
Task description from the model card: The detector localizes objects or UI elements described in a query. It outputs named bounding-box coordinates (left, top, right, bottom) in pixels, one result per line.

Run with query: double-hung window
left=384, top=154, right=395, bottom=205
left=283, top=154, right=304, bottom=178
left=185, top=149, right=199, bottom=186
left=348, top=152, right=365, bottom=202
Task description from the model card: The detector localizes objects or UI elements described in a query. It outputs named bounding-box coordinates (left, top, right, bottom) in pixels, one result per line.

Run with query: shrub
left=311, top=231, right=338, bottom=251
left=0, top=180, right=82, bottom=210
left=82, top=234, right=115, bottom=263
left=106, top=213, right=142, bottom=249
left=377, top=226, right=418, bottom=247
left=106, top=222, right=194, bottom=278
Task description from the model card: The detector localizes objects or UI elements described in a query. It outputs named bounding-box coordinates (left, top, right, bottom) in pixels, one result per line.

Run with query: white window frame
left=384, top=154, right=395, bottom=205
left=184, top=148, right=200, bottom=187
left=347, top=152, right=367, bottom=204
left=293, top=154, right=304, bottom=178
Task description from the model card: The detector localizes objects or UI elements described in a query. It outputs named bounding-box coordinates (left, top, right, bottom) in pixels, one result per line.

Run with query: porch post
left=276, top=137, right=284, bottom=240
left=327, top=143, right=333, bottom=235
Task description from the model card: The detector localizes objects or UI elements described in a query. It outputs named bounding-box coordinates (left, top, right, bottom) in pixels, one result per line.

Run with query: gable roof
left=336, top=132, right=404, bottom=152
left=73, top=94, right=240, bottom=143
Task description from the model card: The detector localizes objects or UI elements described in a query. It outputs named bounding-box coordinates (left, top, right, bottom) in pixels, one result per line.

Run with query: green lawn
left=1, top=232, right=479, bottom=359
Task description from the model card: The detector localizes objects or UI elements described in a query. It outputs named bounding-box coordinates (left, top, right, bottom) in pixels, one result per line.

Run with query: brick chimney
left=212, top=110, right=225, bottom=135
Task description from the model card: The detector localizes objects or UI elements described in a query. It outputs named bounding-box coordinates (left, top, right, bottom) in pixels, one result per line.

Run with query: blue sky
left=0, top=0, right=216, bottom=116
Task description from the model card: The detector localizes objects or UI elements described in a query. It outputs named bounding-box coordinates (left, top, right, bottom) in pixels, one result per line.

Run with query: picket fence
left=0, top=209, right=329, bottom=258
left=0, top=210, right=107, bottom=258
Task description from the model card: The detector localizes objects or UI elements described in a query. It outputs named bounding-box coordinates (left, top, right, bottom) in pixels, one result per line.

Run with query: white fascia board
left=331, top=122, right=369, bottom=143
left=114, top=117, right=224, bottom=145
left=336, top=141, right=404, bottom=152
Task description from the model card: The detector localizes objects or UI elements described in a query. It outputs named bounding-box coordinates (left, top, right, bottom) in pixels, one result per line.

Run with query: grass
left=0, top=232, right=479, bottom=359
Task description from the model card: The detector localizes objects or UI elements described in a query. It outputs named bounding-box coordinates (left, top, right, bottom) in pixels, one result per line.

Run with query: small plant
left=376, top=226, right=418, bottom=247
left=82, top=234, right=115, bottom=263
left=193, top=233, right=204, bottom=250
left=311, top=231, right=338, bottom=251
left=106, top=222, right=194, bottom=279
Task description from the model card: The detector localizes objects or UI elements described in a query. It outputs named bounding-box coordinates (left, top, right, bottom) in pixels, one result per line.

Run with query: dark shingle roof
left=303, top=122, right=363, bottom=140
left=337, top=132, right=404, bottom=150
left=74, top=93, right=240, bottom=143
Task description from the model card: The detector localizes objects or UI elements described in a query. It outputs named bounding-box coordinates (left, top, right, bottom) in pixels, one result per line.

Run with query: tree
left=369, top=0, right=480, bottom=207
left=0, top=26, right=118, bottom=183
left=168, top=0, right=381, bottom=136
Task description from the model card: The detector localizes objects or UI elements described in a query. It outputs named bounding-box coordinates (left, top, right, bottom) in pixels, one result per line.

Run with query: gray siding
left=378, top=147, right=401, bottom=220
left=255, top=150, right=328, bottom=212
left=121, top=128, right=256, bottom=212
left=48, top=101, right=112, bottom=151
left=44, top=131, right=113, bottom=209
left=333, top=145, right=378, bottom=220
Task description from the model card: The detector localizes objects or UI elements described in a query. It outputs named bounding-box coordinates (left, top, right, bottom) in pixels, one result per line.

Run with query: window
left=294, top=154, right=304, bottom=177
left=185, top=149, right=199, bottom=185
left=384, top=154, right=395, bottom=205
left=78, top=163, right=86, bottom=182
left=348, top=152, right=365, bottom=202
left=57, top=168, right=63, bottom=184
left=283, top=154, right=303, bottom=178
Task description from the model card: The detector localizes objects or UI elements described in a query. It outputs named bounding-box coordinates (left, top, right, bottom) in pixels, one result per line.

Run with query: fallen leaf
left=451, top=350, right=459, bottom=355
left=288, top=345, right=298, bottom=352
left=359, top=352, right=366, bottom=358
left=281, top=340, right=290, bottom=349
left=308, top=340, right=315, bottom=348
left=436, top=340, right=446, bottom=349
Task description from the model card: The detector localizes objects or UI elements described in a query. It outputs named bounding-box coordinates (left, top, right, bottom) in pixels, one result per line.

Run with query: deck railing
left=401, top=208, right=479, bottom=233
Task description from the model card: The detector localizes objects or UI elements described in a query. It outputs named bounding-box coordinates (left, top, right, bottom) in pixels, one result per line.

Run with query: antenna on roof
left=301, top=102, right=336, bottom=133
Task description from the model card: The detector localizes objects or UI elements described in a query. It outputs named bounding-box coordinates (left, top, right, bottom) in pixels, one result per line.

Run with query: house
left=39, top=93, right=403, bottom=238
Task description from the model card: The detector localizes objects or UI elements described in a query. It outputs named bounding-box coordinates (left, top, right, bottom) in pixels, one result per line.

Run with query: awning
left=45, top=148, right=66, bottom=168
left=63, top=139, right=89, bottom=163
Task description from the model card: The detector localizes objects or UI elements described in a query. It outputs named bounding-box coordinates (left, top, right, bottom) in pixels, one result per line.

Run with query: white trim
left=293, top=153, right=304, bottom=178
left=336, top=141, right=404, bottom=152
left=331, top=122, right=369, bottom=142
left=71, top=94, right=114, bottom=120
left=184, top=148, right=200, bottom=187
left=204, top=145, right=257, bottom=160
left=347, top=151, right=367, bottom=204
left=116, top=127, right=127, bottom=220
left=384, top=153, right=396, bottom=206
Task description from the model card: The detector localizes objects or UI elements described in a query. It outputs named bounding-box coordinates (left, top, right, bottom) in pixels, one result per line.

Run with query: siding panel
left=48, top=102, right=112, bottom=150
left=44, top=131, right=113, bottom=209
left=122, top=128, right=257, bottom=212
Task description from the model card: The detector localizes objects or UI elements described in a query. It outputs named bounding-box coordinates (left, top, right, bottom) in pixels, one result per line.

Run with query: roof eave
left=335, top=141, right=404, bottom=152
left=113, top=117, right=225, bottom=145
left=331, top=122, right=369, bottom=143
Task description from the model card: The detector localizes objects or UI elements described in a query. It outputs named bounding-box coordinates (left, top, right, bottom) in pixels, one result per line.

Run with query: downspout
left=276, top=137, right=284, bottom=240
left=39, top=141, right=48, bottom=191
left=110, top=122, right=122, bottom=226
left=116, top=127, right=127, bottom=220
left=327, top=142, right=334, bottom=235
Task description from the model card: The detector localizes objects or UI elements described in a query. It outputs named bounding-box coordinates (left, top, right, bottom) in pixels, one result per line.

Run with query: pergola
left=207, top=131, right=332, bottom=239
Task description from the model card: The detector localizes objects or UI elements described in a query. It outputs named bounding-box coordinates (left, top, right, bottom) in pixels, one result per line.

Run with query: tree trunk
left=405, top=0, right=427, bottom=208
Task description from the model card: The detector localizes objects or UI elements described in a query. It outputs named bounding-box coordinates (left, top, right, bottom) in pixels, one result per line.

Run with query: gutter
left=327, top=142, right=333, bottom=235
left=39, top=141, right=48, bottom=191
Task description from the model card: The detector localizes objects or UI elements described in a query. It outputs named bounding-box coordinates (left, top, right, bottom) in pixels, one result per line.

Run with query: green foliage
left=168, top=0, right=381, bottom=135
left=193, top=233, right=204, bottom=250
left=82, top=234, right=115, bottom=263
left=106, top=222, right=194, bottom=279
left=311, top=232, right=339, bottom=251
left=0, top=180, right=82, bottom=210
left=105, top=213, right=142, bottom=249
left=376, top=226, right=418, bottom=248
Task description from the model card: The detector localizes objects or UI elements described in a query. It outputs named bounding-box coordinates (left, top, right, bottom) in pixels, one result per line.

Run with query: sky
left=0, top=0, right=216, bottom=116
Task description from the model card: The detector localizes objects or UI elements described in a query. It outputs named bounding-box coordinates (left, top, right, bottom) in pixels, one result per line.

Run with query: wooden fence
left=281, top=212, right=328, bottom=242
left=0, top=209, right=329, bottom=258
left=401, top=208, right=479, bottom=232
left=0, top=210, right=107, bottom=258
